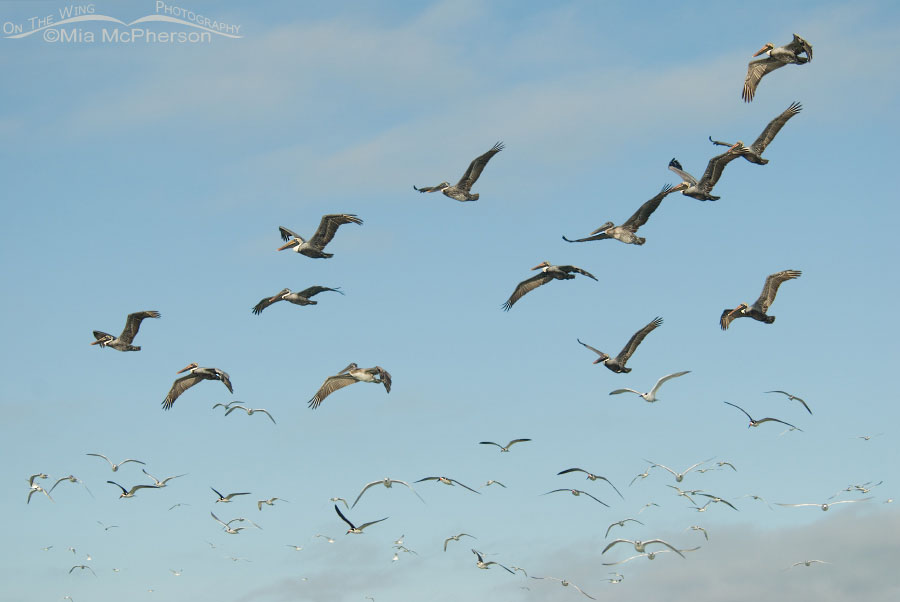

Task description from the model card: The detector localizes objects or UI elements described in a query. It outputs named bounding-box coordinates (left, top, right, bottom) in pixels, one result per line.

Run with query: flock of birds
left=25, top=31, right=893, bottom=601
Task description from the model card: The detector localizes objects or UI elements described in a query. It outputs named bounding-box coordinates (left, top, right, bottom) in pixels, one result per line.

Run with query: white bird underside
left=609, top=371, right=690, bottom=401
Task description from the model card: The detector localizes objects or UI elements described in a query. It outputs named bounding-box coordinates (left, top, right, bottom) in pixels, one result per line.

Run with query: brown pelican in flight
left=743, top=34, right=812, bottom=102
left=720, top=270, right=801, bottom=330
left=308, top=363, right=391, bottom=409
left=578, top=317, right=662, bottom=373
left=90, top=310, right=160, bottom=351
left=723, top=401, right=803, bottom=431
left=334, top=504, right=388, bottom=534
left=276, top=214, right=363, bottom=259
left=162, top=364, right=233, bottom=410
left=710, top=102, right=802, bottom=164
left=415, top=142, right=504, bottom=202
left=668, top=146, right=745, bottom=201
left=503, top=261, right=597, bottom=311
left=252, top=286, right=343, bottom=315
left=562, top=185, right=678, bottom=245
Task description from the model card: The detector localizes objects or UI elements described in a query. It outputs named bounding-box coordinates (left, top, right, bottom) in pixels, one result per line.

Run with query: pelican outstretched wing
left=743, top=57, right=787, bottom=102
left=252, top=289, right=289, bottom=315
left=616, top=317, right=663, bottom=364
left=213, top=369, right=233, bottom=394
left=92, top=330, right=113, bottom=342
left=754, top=270, right=801, bottom=313
left=163, top=374, right=206, bottom=410
left=119, top=311, right=161, bottom=345
left=456, top=142, right=504, bottom=192
left=668, top=159, right=697, bottom=186
left=308, top=214, right=363, bottom=249
left=750, top=102, right=802, bottom=155
left=278, top=226, right=301, bottom=242
left=502, top=272, right=554, bottom=311
left=786, top=33, right=813, bottom=60
left=720, top=306, right=745, bottom=330
left=374, top=366, right=392, bottom=393
left=308, top=374, right=357, bottom=409
left=696, top=148, right=745, bottom=193
left=577, top=338, right=609, bottom=363
left=298, top=285, right=344, bottom=299
left=558, top=265, right=598, bottom=280
left=622, top=184, right=676, bottom=232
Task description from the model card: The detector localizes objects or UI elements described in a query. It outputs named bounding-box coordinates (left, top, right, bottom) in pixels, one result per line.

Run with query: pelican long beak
left=670, top=182, right=689, bottom=192
left=727, top=304, right=747, bottom=317
left=753, top=44, right=772, bottom=57
left=277, top=240, right=298, bottom=251
left=90, top=340, right=102, bottom=345
left=177, top=363, right=196, bottom=374
left=531, top=261, right=549, bottom=271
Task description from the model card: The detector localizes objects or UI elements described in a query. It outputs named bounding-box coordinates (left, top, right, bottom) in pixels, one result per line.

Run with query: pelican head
left=277, top=239, right=301, bottom=252
left=531, top=261, right=551, bottom=271
left=729, top=303, right=749, bottom=317
left=438, top=181, right=451, bottom=190
left=590, top=222, right=615, bottom=236
left=753, top=43, right=775, bottom=57
left=90, top=335, right=113, bottom=346
left=670, top=182, right=689, bottom=193
left=177, top=362, right=199, bottom=374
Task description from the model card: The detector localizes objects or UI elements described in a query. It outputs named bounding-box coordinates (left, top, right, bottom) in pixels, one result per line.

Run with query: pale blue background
left=2, top=1, right=898, bottom=601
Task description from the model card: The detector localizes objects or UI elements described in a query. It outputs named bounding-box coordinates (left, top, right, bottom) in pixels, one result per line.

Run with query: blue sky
left=2, top=1, right=899, bottom=601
